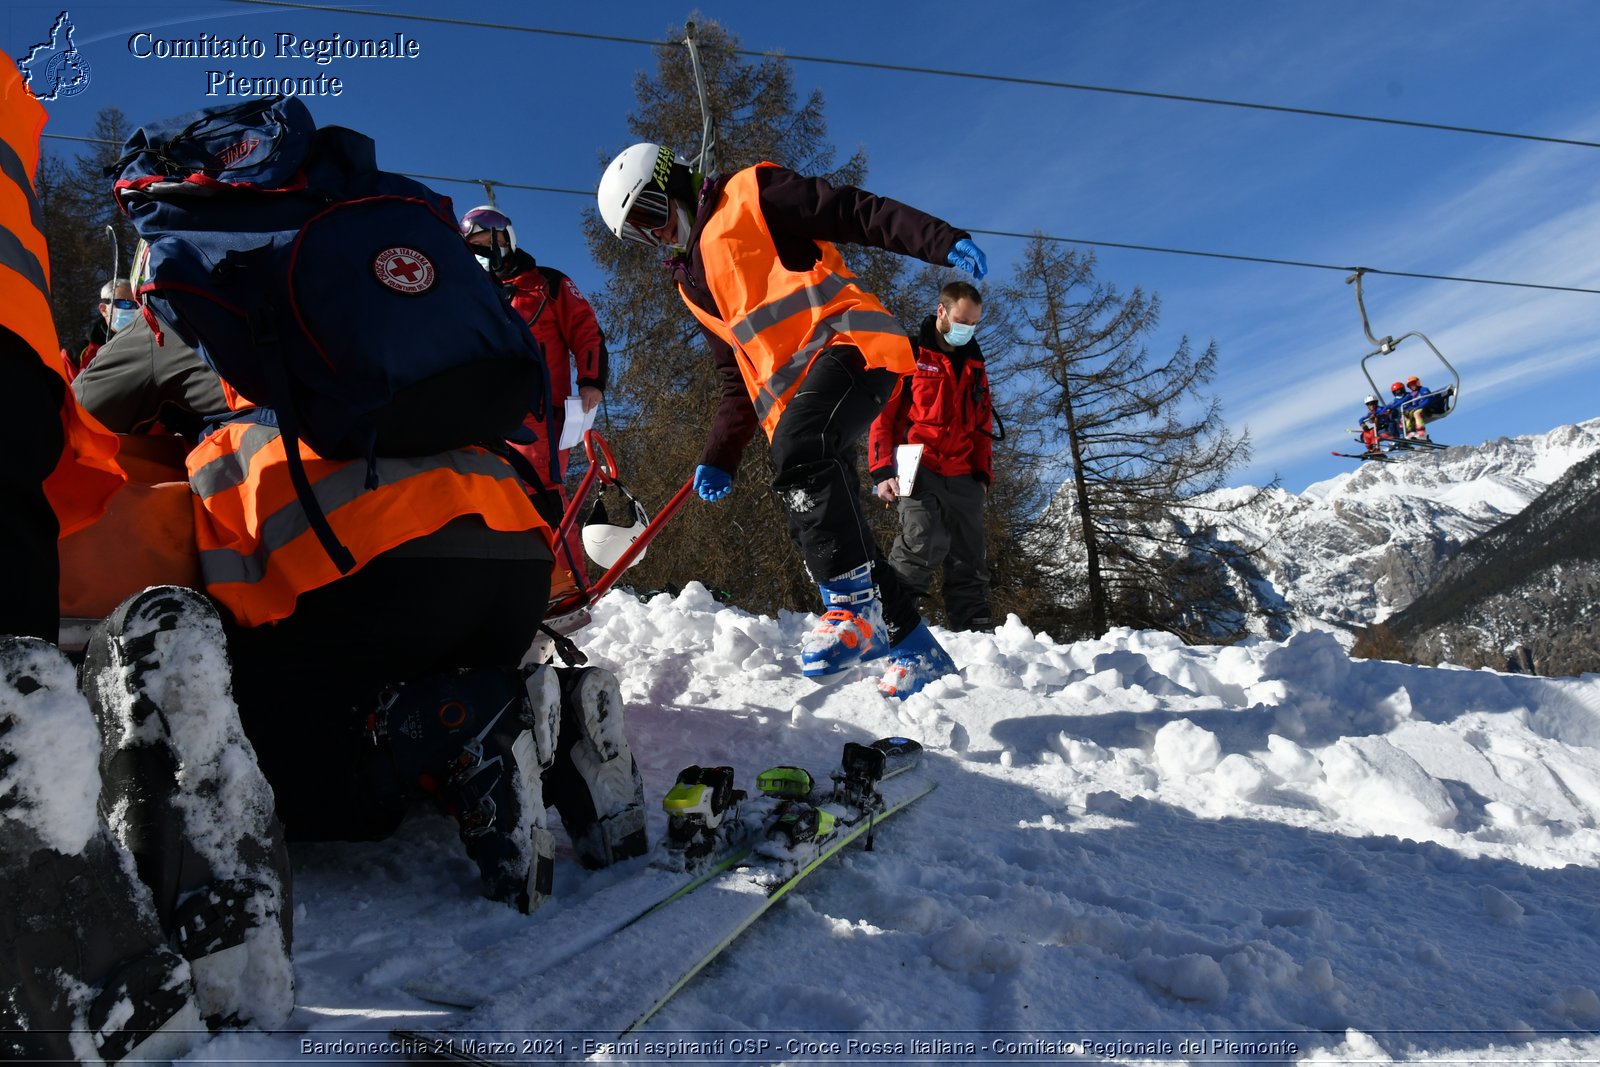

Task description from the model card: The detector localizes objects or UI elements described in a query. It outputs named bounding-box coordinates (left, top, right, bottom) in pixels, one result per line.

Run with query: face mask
left=474, top=253, right=492, bottom=271
left=943, top=320, right=977, bottom=347
left=665, top=203, right=694, bottom=254
left=110, top=306, right=137, bottom=332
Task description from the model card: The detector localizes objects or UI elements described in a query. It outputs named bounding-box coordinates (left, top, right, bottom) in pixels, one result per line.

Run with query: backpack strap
left=249, top=302, right=358, bottom=575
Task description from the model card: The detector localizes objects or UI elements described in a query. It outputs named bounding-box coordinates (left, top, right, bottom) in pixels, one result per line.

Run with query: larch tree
left=1002, top=237, right=1277, bottom=642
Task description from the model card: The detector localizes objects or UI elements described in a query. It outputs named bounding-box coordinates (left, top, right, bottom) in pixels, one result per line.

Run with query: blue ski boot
left=800, top=563, right=887, bottom=679
left=877, top=619, right=958, bottom=700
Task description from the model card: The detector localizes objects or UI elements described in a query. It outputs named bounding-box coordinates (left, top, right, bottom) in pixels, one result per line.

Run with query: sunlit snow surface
left=194, top=586, right=1600, bottom=1064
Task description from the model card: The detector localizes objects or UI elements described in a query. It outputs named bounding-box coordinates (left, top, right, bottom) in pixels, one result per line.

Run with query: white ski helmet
left=460, top=204, right=517, bottom=253
left=597, top=143, right=688, bottom=246
left=582, top=483, right=652, bottom=570
left=1364, top=394, right=1379, bottom=405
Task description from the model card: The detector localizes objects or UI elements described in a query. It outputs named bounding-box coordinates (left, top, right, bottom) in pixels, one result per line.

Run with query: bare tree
left=1003, top=237, right=1278, bottom=642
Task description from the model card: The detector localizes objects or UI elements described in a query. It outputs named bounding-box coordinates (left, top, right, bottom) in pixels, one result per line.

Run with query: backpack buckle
left=247, top=304, right=279, bottom=346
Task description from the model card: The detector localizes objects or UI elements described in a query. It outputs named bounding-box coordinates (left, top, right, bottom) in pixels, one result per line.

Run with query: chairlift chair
left=1347, top=269, right=1462, bottom=423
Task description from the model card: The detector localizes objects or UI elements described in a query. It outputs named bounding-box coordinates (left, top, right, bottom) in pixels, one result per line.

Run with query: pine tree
left=37, top=108, right=136, bottom=361
left=1003, top=238, right=1277, bottom=642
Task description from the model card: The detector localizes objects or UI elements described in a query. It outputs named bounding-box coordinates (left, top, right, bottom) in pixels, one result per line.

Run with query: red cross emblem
left=373, top=246, right=435, bottom=294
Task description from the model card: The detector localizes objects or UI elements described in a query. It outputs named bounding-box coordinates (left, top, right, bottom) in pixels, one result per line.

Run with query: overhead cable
left=217, top=0, right=1600, bottom=151
left=43, top=133, right=1600, bottom=295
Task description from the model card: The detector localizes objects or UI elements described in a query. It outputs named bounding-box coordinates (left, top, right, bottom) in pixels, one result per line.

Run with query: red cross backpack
left=111, top=97, right=549, bottom=571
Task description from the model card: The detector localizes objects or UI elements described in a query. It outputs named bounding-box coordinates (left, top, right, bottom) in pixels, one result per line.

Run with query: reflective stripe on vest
left=0, top=58, right=54, bottom=364
left=2, top=53, right=126, bottom=536
left=189, top=422, right=548, bottom=626
left=684, top=163, right=912, bottom=438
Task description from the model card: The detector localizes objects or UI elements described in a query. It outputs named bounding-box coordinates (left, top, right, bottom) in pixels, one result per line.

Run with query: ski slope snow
left=186, top=584, right=1600, bottom=1064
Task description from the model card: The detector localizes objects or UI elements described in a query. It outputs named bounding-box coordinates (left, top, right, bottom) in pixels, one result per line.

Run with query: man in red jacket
left=461, top=206, right=609, bottom=524
left=869, top=281, right=994, bottom=632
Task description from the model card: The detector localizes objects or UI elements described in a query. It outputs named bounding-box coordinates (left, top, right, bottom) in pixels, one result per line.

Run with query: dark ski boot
left=81, top=585, right=294, bottom=1031
left=371, top=664, right=560, bottom=913
left=543, top=666, right=647, bottom=868
left=2, top=635, right=204, bottom=1062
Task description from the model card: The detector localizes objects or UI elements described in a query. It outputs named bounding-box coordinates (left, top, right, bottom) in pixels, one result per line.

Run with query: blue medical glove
left=694, top=464, right=733, bottom=502
left=946, top=238, right=988, bottom=280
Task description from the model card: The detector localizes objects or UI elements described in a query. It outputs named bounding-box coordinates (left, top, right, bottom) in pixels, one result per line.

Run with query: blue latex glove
left=947, top=238, right=988, bottom=280
left=694, top=464, right=733, bottom=502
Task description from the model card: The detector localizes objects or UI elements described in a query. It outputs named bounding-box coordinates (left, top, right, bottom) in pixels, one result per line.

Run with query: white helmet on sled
left=583, top=483, right=651, bottom=570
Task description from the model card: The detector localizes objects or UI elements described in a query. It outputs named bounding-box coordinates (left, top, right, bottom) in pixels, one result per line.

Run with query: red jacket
left=869, top=316, right=993, bottom=485
left=498, top=251, right=608, bottom=409
left=494, top=251, right=608, bottom=487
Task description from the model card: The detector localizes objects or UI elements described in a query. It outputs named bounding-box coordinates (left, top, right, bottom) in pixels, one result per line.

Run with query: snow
left=176, top=585, right=1600, bottom=1064
left=0, top=640, right=103, bottom=856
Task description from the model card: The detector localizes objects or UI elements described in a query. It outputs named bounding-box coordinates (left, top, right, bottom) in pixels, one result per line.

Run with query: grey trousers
left=887, top=469, right=993, bottom=631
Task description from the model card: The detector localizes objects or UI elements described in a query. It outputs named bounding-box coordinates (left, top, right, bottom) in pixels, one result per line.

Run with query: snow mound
left=187, top=586, right=1600, bottom=1063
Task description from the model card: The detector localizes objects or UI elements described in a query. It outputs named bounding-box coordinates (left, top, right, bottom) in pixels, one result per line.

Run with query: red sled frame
left=542, top=429, right=694, bottom=636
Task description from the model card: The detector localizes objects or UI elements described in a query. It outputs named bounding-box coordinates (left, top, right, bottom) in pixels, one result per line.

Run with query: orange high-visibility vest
left=679, top=163, right=914, bottom=439
left=1, top=51, right=125, bottom=534
left=188, top=422, right=551, bottom=627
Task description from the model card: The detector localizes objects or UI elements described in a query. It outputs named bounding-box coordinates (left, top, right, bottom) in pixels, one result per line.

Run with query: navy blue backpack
left=111, top=97, right=549, bottom=572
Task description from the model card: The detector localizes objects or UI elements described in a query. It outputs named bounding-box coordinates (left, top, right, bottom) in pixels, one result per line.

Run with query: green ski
left=396, top=739, right=932, bottom=1061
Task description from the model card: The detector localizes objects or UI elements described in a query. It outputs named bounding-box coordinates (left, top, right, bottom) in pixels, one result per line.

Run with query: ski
left=395, top=739, right=933, bottom=1062
left=1331, top=449, right=1393, bottom=462
left=403, top=738, right=923, bottom=1010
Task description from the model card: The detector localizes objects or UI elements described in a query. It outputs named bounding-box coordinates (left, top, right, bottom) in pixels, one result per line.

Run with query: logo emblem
left=18, top=11, right=92, bottom=101
left=373, top=247, right=435, bottom=294
left=215, top=138, right=262, bottom=169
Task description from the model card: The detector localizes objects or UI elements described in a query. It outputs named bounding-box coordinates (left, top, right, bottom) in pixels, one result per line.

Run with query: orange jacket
left=188, top=421, right=551, bottom=627
left=678, top=163, right=914, bottom=440
left=1, top=50, right=125, bottom=534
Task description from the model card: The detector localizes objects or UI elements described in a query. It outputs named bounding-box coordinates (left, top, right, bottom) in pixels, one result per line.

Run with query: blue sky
left=10, top=0, right=1600, bottom=492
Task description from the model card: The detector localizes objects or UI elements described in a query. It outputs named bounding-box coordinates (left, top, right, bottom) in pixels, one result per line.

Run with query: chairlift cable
left=38, top=181, right=1600, bottom=297
left=215, top=0, right=1600, bottom=153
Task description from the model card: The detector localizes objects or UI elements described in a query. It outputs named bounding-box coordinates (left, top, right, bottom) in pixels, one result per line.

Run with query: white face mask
left=665, top=203, right=694, bottom=254
left=943, top=320, right=977, bottom=347
left=110, top=306, right=138, bottom=332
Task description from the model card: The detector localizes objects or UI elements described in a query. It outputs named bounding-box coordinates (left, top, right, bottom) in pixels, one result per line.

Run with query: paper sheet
left=558, top=396, right=597, bottom=451
left=895, top=443, right=924, bottom=496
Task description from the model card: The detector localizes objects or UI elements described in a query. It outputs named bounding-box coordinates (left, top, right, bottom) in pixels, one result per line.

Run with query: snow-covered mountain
left=1204, top=418, right=1600, bottom=633
left=1384, top=447, right=1600, bottom=676
left=199, top=588, right=1600, bottom=1064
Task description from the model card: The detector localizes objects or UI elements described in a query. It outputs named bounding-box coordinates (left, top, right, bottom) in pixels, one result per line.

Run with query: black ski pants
left=0, top=329, right=65, bottom=642
left=889, top=468, right=994, bottom=631
left=768, top=345, right=919, bottom=645
left=225, top=546, right=552, bottom=841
